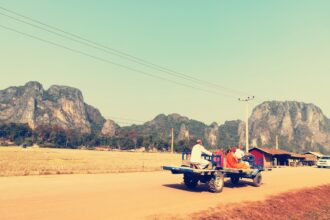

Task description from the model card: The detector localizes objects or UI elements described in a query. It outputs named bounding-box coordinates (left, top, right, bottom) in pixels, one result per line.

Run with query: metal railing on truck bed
left=181, top=150, right=264, bottom=170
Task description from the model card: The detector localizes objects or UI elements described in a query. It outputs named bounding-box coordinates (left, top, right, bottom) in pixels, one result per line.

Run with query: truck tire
left=252, top=173, right=262, bottom=187
left=183, top=174, right=198, bottom=189
left=230, top=176, right=240, bottom=185
left=208, top=173, right=224, bottom=193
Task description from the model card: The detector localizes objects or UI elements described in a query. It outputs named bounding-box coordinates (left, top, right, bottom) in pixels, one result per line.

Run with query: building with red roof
left=249, top=147, right=306, bottom=168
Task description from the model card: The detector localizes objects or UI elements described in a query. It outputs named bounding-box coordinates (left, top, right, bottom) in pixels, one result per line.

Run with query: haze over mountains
left=0, top=82, right=329, bottom=153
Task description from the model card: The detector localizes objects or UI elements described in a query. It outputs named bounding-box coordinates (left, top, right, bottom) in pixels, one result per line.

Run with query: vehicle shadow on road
left=224, top=179, right=256, bottom=188
left=162, top=183, right=210, bottom=193
left=163, top=179, right=259, bottom=192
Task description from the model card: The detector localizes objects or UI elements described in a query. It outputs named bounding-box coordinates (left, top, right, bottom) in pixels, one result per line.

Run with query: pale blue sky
left=0, top=1, right=329, bottom=125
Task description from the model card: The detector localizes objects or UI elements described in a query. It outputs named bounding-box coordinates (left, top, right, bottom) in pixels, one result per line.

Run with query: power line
left=0, top=5, right=253, bottom=97
left=0, top=24, right=236, bottom=98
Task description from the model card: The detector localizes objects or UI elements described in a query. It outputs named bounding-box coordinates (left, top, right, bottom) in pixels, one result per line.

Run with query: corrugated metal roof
left=249, top=147, right=292, bottom=156
left=290, top=153, right=306, bottom=159
left=250, top=148, right=319, bottom=160
left=303, top=154, right=318, bottom=161
left=303, top=152, right=323, bottom=157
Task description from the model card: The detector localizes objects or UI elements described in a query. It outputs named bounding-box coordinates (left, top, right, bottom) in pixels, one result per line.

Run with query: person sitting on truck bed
left=190, top=139, right=213, bottom=169
left=235, top=145, right=251, bottom=166
left=234, top=145, right=245, bottom=162
left=226, top=147, right=249, bottom=169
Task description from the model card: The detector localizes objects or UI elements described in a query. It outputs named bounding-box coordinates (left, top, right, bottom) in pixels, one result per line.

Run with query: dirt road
left=0, top=167, right=329, bottom=220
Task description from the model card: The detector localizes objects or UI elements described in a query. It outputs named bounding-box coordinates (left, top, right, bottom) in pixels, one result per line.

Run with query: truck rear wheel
left=208, top=173, right=224, bottom=193
left=183, top=174, right=198, bottom=189
left=252, top=173, right=262, bottom=187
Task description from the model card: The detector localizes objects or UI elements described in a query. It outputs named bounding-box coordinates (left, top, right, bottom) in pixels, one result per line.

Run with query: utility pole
left=311, top=132, right=314, bottom=151
left=276, top=135, right=279, bottom=149
left=311, top=138, right=314, bottom=151
left=239, top=96, right=255, bottom=153
left=171, top=128, right=174, bottom=153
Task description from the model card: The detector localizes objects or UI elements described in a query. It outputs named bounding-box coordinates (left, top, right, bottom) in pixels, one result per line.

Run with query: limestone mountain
left=118, top=102, right=330, bottom=153
left=0, top=81, right=115, bottom=134
left=249, top=101, right=330, bottom=152
left=1, top=82, right=330, bottom=153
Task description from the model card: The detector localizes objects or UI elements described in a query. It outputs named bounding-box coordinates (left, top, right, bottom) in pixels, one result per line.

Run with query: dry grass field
left=192, top=184, right=330, bottom=220
left=0, top=146, right=181, bottom=176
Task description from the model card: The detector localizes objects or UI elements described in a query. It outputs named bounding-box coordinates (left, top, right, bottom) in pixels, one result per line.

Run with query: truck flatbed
left=163, top=165, right=259, bottom=176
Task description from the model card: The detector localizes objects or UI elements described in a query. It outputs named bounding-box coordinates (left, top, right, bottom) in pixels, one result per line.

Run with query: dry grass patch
left=192, top=185, right=330, bottom=220
left=0, top=146, right=181, bottom=176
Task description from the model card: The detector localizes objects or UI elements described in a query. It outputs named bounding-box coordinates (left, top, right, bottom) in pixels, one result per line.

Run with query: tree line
left=2, top=122, right=328, bottom=154
left=0, top=123, right=185, bottom=151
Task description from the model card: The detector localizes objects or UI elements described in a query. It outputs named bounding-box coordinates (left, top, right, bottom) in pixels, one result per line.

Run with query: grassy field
left=0, top=146, right=181, bottom=176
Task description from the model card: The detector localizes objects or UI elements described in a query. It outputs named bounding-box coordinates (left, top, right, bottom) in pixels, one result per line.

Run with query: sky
left=0, top=0, right=329, bottom=126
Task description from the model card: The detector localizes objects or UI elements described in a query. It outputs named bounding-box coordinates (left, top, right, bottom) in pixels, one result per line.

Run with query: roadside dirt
left=192, top=184, right=330, bottom=220
left=0, top=167, right=329, bottom=220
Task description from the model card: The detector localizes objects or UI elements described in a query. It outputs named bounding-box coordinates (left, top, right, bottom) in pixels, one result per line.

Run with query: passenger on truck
left=235, top=145, right=245, bottom=162
left=226, top=147, right=249, bottom=169
left=190, top=139, right=213, bottom=169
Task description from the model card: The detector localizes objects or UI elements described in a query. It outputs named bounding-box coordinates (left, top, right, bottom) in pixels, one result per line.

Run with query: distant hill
left=118, top=101, right=330, bottom=153
left=0, top=81, right=117, bottom=135
left=0, top=82, right=329, bottom=153
left=119, top=113, right=218, bottom=150
left=119, top=114, right=246, bottom=150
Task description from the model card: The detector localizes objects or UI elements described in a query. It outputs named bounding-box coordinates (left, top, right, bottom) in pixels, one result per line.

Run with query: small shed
left=303, top=151, right=323, bottom=159
left=288, top=153, right=306, bottom=166
left=249, top=147, right=292, bottom=168
left=303, top=152, right=323, bottom=166
left=302, top=154, right=318, bottom=166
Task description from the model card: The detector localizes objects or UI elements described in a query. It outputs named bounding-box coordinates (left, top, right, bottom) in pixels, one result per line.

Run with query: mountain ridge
left=0, top=82, right=329, bottom=153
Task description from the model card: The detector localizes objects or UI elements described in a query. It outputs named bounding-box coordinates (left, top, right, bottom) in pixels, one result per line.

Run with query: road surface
left=0, top=167, right=330, bottom=220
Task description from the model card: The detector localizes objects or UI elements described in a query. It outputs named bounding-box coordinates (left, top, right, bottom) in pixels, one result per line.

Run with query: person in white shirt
left=234, top=145, right=245, bottom=161
left=190, top=139, right=213, bottom=169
